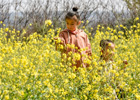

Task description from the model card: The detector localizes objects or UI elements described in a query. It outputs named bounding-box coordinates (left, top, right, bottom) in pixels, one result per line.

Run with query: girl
left=100, top=39, right=115, bottom=62
left=54, top=7, right=92, bottom=68
left=99, top=39, right=128, bottom=99
left=100, top=39, right=128, bottom=67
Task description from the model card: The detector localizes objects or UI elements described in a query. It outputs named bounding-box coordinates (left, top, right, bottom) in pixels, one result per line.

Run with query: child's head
left=100, top=39, right=115, bottom=61
left=65, top=7, right=81, bottom=31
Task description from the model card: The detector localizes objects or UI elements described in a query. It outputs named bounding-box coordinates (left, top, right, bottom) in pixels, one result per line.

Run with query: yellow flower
left=45, top=20, right=52, bottom=25
left=120, top=24, right=123, bottom=27
left=138, top=84, right=140, bottom=88
left=64, top=79, right=69, bottom=84
left=86, top=20, right=89, bottom=23
left=4, top=28, right=9, bottom=32
left=5, top=95, right=9, bottom=100
left=82, top=26, right=85, bottom=29
left=73, top=53, right=81, bottom=61
left=69, top=73, right=76, bottom=79
left=0, top=21, right=3, bottom=24
left=135, top=17, right=139, bottom=21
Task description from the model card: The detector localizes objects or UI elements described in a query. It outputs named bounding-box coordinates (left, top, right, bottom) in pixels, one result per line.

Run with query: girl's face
left=103, top=42, right=115, bottom=61
left=66, top=18, right=80, bottom=31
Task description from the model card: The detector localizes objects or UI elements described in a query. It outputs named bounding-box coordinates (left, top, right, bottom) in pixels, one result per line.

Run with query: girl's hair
left=100, top=39, right=114, bottom=59
left=65, top=7, right=80, bottom=22
left=100, top=39, right=114, bottom=50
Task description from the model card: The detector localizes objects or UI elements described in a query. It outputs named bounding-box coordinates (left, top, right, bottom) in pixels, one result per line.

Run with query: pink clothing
left=57, top=29, right=92, bottom=68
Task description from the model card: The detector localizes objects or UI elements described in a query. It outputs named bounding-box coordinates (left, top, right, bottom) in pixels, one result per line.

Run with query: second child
left=99, top=39, right=128, bottom=100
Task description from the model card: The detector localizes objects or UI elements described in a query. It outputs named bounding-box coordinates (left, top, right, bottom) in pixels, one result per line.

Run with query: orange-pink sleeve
left=59, top=32, right=65, bottom=45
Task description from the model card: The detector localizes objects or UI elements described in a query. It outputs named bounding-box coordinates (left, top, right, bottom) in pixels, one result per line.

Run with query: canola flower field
left=0, top=19, right=140, bottom=100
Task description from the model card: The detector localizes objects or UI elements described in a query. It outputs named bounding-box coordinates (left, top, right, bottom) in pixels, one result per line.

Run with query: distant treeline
left=0, top=0, right=139, bottom=35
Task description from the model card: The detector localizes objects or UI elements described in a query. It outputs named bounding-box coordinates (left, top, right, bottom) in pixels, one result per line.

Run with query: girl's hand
left=54, top=37, right=64, bottom=44
left=54, top=37, right=59, bottom=40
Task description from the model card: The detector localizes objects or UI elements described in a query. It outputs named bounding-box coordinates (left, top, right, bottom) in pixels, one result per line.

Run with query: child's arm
left=54, top=32, right=66, bottom=51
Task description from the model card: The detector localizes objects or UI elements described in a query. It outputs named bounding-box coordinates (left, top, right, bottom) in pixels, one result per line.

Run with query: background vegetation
left=0, top=0, right=140, bottom=37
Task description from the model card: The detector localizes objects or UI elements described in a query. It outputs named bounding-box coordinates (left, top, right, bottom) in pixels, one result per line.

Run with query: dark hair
left=65, top=7, right=80, bottom=22
left=100, top=39, right=114, bottom=59
left=100, top=39, right=114, bottom=50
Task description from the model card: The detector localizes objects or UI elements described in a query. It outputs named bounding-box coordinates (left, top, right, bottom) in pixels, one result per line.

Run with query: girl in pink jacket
left=54, top=7, right=92, bottom=68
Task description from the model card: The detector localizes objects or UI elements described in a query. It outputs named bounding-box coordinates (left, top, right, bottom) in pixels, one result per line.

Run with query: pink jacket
left=57, top=29, right=92, bottom=68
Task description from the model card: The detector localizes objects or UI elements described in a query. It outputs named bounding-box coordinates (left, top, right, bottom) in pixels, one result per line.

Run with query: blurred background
left=0, top=0, right=140, bottom=36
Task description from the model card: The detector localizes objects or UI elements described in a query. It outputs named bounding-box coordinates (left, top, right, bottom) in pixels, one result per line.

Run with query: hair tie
left=72, top=7, right=78, bottom=12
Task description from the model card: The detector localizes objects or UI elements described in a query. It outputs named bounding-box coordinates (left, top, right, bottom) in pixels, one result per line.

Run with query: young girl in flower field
left=100, top=39, right=115, bottom=62
left=99, top=39, right=128, bottom=70
left=54, top=7, right=92, bottom=68
left=99, top=39, right=128, bottom=99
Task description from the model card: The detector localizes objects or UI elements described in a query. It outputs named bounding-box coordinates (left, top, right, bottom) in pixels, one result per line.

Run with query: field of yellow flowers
left=0, top=19, right=140, bottom=100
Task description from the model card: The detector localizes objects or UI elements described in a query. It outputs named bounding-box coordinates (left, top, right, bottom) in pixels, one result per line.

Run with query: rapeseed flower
left=45, top=20, right=52, bottom=26
left=0, top=19, right=139, bottom=100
